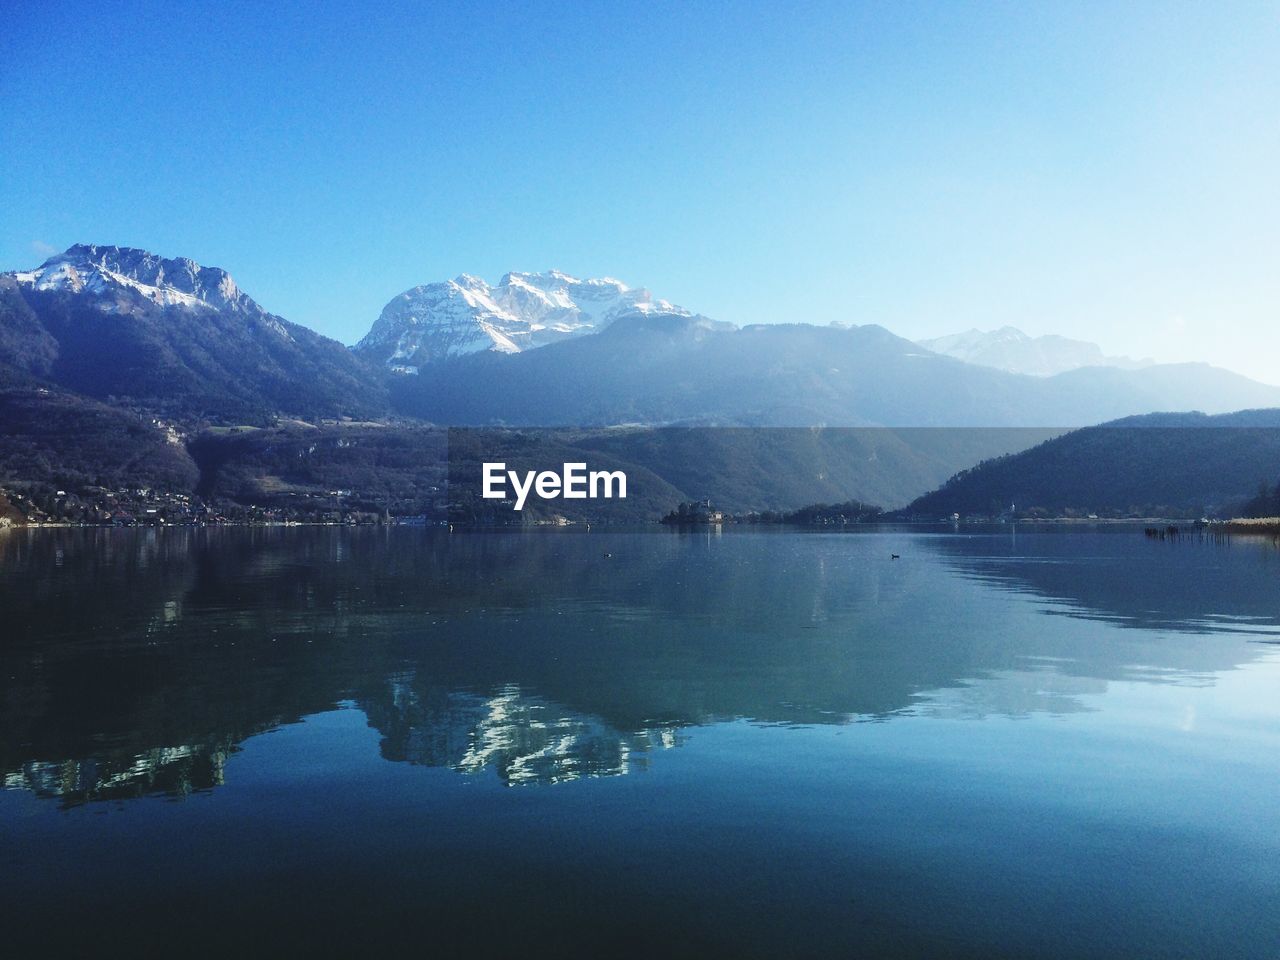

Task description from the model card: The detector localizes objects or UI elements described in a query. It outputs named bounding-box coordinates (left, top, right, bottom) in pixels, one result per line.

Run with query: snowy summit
left=13, top=244, right=258, bottom=316
left=355, top=270, right=694, bottom=372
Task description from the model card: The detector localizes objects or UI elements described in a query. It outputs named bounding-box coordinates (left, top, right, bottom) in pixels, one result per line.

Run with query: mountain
left=391, top=313, right=1280, bottom=428
left=524, top=426, right=1060, bottom=513
left=0, top=244, right=387, bottom=423
left=355, top=270, right=707, bottom=371
left=0, top=387, right=200, bottom=494
left=918, top=326, right=1152, bottom=377
left=6, top=245, right=1280, bottom=519
left=898, top=409, right=1280, bottom=519
left=8, top=247, right=1275, bottom=434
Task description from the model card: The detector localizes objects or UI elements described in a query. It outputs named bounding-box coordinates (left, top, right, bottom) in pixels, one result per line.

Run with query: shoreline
left=3, top=516, right=1261, bottom=532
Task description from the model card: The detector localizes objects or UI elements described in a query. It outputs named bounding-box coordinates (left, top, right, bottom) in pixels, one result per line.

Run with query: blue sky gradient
left=2, top=1, right=1277, bottom=380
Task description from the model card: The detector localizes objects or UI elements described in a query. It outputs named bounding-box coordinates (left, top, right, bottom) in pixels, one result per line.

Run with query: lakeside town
left=4, top=483, right=1277, bottom=536
left=0, top=484, right=425, bottom=528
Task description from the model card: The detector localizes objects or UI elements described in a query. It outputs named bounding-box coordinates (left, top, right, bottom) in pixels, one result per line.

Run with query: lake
left=2, top=526, right=1278, bottom=958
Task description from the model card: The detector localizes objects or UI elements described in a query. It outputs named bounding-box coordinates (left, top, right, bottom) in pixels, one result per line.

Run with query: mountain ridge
left=5, top=244, right=1280, bottom=433
left=918, top=326, right=1153, bottom=377
left=4, top=243, right=1280, bottom=520
left=1, top=244, right=388, bottom=423
left=390, top=313, right=1280, bottom=428
left=898, top=408, right=1280, bottom=519
left=355, top=269, right=704, bottom=372
left=16, top=243, right=255, bottom=313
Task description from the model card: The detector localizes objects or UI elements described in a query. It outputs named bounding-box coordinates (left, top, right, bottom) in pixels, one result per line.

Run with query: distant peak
left=499, top=270, right=632, bottom=292
left=47, top=243, right=223, bottom=278
left=357, top=269, right=694, bottom=367
left=918, top=326, right=1150, bottom=377
left=60, top=242, right=140, bottom=260
left=15, top=243, right=255, bottom=315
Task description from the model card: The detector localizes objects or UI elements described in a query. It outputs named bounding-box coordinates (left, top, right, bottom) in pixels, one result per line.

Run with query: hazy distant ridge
left=918, top=326, right=1153, bottom=377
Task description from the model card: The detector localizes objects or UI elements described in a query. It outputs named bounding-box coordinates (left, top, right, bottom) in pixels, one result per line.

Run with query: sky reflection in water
left=1, top=527, right=1277, bottom=958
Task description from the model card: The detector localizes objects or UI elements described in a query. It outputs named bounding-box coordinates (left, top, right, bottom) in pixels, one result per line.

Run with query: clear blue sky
left=3, top=1, right=1277, bottom=380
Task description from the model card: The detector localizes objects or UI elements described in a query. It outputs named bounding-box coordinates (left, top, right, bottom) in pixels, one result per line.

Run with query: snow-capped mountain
left=6, top=244, right=1279, bottom=436
left=14, top=244, right=261, bottom=317
left=356, top=270, right=698, bottom=371
left=918, top=327, right=1152, bottom=377
left=1, top=244, right=385, bottom=421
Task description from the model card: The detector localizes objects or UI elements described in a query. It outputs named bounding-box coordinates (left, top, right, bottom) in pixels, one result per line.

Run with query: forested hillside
left=900, top=410, right=1280, bottom=519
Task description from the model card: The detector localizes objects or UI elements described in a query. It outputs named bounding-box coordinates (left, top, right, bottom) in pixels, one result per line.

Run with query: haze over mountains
left=2, top=244, right=1278, bottom=516
left=918, top=327, right=1154, bottom=377
left=391, top=313, right=1279, bottom=428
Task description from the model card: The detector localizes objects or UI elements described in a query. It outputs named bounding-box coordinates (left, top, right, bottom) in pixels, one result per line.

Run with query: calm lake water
left=2, top=526, right=1278, bottom=958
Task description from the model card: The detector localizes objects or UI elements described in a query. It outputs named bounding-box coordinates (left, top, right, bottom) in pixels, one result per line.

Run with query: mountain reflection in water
left=1, top=525, right=1276, bottom=803
left=365, top=680, right=679, bottom=786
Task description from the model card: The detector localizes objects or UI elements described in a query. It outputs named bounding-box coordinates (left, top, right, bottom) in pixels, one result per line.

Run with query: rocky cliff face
left=1, top=244, right=387, bottom=422
left=355, top=269, right=698, bottom=371
left=14, top=244, right=256, bottom=314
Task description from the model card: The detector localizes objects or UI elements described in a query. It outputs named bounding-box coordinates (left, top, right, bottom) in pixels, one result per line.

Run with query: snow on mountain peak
left=356, top=269, right=696, bottom=371
left=12, top=244, right=256, bottom=315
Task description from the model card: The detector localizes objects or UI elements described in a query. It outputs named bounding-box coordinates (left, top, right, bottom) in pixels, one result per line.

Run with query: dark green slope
left=900, top=410, right=1280, bottom=518
left=185, top=424, right=1059, bottom=521
left=572, top=426, right=1060, bottom=512
left=0, top=389, right=200, bottom=494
